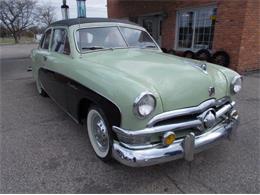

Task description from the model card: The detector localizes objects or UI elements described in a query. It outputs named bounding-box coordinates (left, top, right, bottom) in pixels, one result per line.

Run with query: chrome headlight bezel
left=133, top=92, right=156, bottom=119
left=231, top=75, right=242, bottom=94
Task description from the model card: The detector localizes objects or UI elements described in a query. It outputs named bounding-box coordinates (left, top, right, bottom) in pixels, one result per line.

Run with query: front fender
left=74, top=61, right=164, bottom=130
left=207, top=63, right=241, bottom=98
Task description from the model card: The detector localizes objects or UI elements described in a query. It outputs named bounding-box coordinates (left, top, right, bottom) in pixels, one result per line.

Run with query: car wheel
left=183, top=50, right=195, bottom=59
left=195, top=49, right=211, bottom=61
left=86, top=105, right=112, bottom=161
left=36, top=77, right=48, bottom=97
left=211, top=51, right=230, bottom=67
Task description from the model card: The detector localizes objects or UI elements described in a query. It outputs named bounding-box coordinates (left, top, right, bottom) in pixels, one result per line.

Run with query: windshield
left=76, top=27, right=127, bottom=51
left=119, top=27, right=157, bottom=49
left=76, top=26, right=158, bottom=52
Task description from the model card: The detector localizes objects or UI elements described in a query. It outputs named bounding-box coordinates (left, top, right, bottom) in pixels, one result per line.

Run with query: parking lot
left=0, top=44, right=259, bottom=193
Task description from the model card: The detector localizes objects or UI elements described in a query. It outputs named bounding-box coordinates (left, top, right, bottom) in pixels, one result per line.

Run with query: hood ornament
left=196, top=62, right=207, bottom=73
left=184, top=60, right=208, bottom=74
left=200, top=63, right=207, bottom=71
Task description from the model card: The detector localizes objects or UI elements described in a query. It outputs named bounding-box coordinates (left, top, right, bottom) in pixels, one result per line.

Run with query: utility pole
left=61, top=0, right=69, bottom=20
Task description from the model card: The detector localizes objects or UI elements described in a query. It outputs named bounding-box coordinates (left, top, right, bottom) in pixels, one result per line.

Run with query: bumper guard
left=111, top=99, right=239, bottom=167
left=112, top=119, right=239, bottom=167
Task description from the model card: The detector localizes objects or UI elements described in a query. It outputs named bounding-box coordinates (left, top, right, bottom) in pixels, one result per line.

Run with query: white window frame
left=174, top=5, right=217, bottom=52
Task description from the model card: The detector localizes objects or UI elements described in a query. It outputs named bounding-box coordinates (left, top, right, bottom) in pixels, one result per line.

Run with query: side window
left=39, top=34, right=45, bottom=48
left=42, top=29, right=52, bottom=49
left=51, top=29, right=70, bottom=55
left=63, top=36, right=71, bottom=55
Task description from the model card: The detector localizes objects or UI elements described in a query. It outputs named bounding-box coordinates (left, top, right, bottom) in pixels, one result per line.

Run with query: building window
left=176, top=6, right=217, bottom=51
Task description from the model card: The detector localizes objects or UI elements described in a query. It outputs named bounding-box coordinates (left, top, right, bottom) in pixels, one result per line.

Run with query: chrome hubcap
left=87, top=109, right=109, bottom=157
left=93, top=118, right=109, bottom=151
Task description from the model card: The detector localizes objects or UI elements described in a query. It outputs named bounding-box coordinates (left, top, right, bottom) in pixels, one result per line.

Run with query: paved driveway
left=0, top=45, right=259, bottom=193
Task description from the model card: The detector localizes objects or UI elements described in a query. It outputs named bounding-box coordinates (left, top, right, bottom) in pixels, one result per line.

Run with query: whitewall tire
left=86, top=106, right=112, bottom=160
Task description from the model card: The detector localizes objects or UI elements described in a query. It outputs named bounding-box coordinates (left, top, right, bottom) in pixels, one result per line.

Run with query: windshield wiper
left=81, top=46, right=105, bottom=50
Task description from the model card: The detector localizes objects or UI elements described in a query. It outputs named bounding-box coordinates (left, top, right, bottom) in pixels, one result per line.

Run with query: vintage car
left=31, top=18, right=241, bottom=167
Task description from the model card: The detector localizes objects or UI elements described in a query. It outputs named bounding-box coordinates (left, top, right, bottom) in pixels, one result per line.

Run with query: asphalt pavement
left=0, top=44, right=259, bottom=193
left=0, top=44, right=38, bottom=60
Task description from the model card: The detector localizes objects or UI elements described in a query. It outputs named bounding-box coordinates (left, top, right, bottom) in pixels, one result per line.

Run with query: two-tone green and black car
left=31, top=18, right=242, bottom=167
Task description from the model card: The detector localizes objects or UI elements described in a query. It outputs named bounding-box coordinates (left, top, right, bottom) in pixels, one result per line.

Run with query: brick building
left=107, top=0, right=259, bottom=72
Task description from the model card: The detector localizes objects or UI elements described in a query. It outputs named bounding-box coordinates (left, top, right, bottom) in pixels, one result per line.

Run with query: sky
left=37, top=0, right=107, bottom=20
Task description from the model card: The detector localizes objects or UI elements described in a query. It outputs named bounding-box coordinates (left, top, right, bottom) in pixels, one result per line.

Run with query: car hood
left=83, top=49, right=228, bottom=111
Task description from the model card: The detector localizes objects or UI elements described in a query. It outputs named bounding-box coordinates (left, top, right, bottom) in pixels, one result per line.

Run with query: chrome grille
left=147, top=97, right=231, bottom=128
left=112, top=98, right=234, bottom=146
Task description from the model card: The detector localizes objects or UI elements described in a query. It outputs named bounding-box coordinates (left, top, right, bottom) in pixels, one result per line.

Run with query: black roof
left=50, top=18, right=138, bottom=27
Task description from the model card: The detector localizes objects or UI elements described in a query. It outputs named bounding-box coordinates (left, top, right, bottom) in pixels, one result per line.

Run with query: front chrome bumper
left=112, top=118, right=239, bottom=167
left=111, top=99, right=239, bottom=167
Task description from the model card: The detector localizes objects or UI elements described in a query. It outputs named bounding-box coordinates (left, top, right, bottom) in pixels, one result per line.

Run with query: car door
left=36, top=28, right=57, bottom=99
left=48, top=28, right=72, bottom=111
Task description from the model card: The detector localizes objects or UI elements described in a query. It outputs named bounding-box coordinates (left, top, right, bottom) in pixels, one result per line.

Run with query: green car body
left=31, top=18, right=241, bottom=167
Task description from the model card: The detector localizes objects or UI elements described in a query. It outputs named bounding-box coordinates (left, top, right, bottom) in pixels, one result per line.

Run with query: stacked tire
left=195, top=49, right=211, bottom=61
left=210, top=51, right=230, bottom=67
left=183, top=50, right=194, bottom=59
left=181, top=49, right=230, bottom=67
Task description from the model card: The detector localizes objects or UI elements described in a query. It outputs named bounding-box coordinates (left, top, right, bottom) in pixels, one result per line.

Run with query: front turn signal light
left=162, top=132, right=176, bottom=146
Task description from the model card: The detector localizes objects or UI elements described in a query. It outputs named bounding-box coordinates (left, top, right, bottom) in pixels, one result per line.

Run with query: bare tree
left=36, top=5, right=56, bottom=27
left=0, top=0, right=37, bottom=43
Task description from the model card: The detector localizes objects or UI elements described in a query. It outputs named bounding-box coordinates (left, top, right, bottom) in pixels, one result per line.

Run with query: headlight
left=133, top=92, right=156, bottom=118
left=231, top=75, right=242, bottom=94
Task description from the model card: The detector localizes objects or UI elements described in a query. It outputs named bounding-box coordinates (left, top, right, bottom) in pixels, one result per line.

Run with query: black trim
left=50, top=18, right=139, bottom=27
left=38, top=68, right=121, bottom=127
